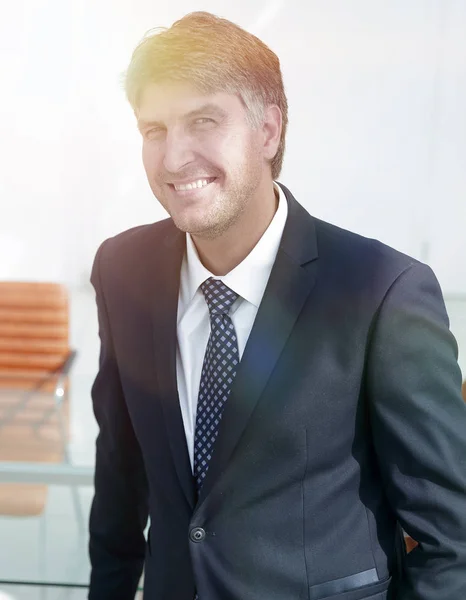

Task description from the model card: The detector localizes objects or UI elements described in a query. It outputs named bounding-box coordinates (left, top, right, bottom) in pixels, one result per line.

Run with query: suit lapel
left=150, top=224, right=197, bottom=510
left=196, top=184, right=319, bottom=508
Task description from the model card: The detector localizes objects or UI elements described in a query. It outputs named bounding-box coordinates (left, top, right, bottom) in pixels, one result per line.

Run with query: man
left=88, top=11, right=466, bottom=600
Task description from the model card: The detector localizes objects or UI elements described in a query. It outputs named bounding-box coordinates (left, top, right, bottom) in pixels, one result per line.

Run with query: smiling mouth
left=169, top=177, right=217, bottom=192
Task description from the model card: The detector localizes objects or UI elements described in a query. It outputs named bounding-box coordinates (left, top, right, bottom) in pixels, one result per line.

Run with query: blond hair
left=124, top=11, right=288, bottom=179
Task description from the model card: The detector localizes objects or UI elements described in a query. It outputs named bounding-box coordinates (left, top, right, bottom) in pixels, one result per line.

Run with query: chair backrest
left=0, top=281, right=70, bottom=391
left=0, top=282, right=71, bottom=516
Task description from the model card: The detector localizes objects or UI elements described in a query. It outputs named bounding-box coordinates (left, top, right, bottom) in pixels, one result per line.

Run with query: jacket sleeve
left=367, top=261, right=466, bottom=599
left=88, top=240, right=149, bottom=600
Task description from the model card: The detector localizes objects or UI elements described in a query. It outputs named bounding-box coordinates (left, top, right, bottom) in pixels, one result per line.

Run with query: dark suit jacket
left=88, top=183, right=466, bottom=600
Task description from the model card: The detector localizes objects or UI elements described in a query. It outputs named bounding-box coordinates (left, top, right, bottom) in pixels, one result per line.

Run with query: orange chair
left=0, top=282, right=77, bottom=517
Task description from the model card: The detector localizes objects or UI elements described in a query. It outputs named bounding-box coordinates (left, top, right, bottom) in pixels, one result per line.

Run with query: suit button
left=190, top=527, right=206, bottom=542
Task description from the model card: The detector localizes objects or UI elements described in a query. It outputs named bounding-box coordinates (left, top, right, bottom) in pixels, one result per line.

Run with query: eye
left=194, top=117, right=215, bottom=125
left=144, top=127, right=164, bottom=140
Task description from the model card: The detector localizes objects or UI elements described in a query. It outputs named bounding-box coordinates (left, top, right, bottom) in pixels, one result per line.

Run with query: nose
left=162, top=127, right=195, bottom=174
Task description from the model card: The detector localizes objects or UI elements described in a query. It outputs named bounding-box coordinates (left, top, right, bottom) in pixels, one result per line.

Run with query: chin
left=170, top=207, right=212, bottom=234
left=171, top=199, right=241, bottom=238
left=174, top=217, right=225, bottom=240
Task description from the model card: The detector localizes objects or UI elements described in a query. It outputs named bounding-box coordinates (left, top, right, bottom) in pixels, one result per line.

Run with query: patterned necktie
left=193, top=277, right=240, bottom=495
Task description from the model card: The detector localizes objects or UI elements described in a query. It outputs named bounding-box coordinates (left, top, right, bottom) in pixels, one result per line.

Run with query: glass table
left=0, top=377, right=144, bottom=595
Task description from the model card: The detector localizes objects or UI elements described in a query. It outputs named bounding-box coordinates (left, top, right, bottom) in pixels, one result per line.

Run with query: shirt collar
left=183, top=182, right=288, bottom=308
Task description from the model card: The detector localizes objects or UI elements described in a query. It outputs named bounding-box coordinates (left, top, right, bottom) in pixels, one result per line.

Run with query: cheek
left=210, top=142, right=244, bottom=175
left=222, top=131, right=260, bottom=163
left=198, top=136, right=225, bottom=166
left=142, top=143, right=161, bottom=174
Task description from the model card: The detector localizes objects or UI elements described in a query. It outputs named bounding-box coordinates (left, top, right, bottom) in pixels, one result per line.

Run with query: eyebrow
left=137, top=103, right=228, bottom=131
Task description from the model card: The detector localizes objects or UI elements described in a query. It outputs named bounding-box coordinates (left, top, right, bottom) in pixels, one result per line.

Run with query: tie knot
left=200, top=278, right=238, bottom=315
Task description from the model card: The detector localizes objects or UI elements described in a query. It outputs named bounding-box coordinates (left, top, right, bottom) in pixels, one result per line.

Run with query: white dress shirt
left=176, top=183, right=288, bottom=471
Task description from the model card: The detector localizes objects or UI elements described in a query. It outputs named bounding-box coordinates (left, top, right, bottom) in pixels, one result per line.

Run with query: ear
left=262, top=105, right=282, bottom=161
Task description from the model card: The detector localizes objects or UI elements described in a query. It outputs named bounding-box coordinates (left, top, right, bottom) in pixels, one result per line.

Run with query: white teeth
left=174, top=179, right=212, bottom=191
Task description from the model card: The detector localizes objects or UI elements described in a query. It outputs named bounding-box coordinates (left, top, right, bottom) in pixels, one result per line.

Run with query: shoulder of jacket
left=313, top=216, right=422, bottom=271
left=96, top=217, right=174, bottom=262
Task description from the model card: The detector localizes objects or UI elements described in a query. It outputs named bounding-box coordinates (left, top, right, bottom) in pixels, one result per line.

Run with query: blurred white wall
left=0, top=0, right=465, bottom=294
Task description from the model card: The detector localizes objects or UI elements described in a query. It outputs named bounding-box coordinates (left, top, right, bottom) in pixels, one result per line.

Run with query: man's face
left=137, top=80, right=267, bottom=239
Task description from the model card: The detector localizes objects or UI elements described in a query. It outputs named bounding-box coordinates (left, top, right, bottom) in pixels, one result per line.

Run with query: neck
left=192, top=182, right=278, bottom=276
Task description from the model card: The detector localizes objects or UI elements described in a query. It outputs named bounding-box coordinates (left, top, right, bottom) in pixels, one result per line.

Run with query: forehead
left=136, top=80, right=245, bottom=125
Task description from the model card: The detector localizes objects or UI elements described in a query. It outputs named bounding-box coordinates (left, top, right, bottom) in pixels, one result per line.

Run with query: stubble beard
left=181, top=187, right=248, bottom=240
left=155, top=136, right=264, bottom=239
left=168, top=168, right=262, bottom=240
